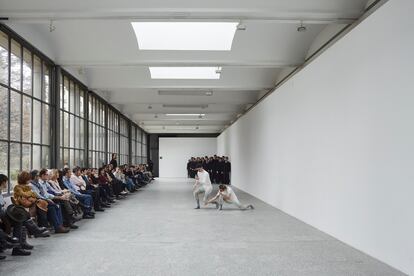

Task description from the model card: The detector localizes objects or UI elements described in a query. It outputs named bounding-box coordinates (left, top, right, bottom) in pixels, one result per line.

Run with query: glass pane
left=69, top=149, right=74, bottom=167
left=69, top=80, right=75, bottom=113
left=63, top=76, right=69, bottom=111
left=79, top=119, right=84, bottom=149
left=10, top=91, right=21, bottom=141
left=33, top=99, right=41, bottom=144
left=78, top=150, right=84, bottom=167
left=0, top=141, right=7, bottom=193
left=74, top=84, right=79, bottom=115
left=22, top=48, right=32, bottom=95
left=9, top=143, right=20, bottom=184
left=79, top=90, right=84, bottom=118
left=70, top=114, right=75, bottom=148
left=22, top=95, right=32, bottom=143
left=74, top=116, right=79, bottom=148
left=43, top=63, right=50, bottom=103
left=10, top=40, right=21, bottom=91
left=42, top=146, right=49, bottom=168
left=22, top=144, right=31, bottom=170
left=0, top=86, right=8, bottom=140
left=0, top=31, right=8, bottom=85
left=33, top=55, right=41, bottom=99
left=42, top=104, right=50, bottom=145
left=59, top=79, right=63, bottom=109
left=32, top=145, right=41, bottom=170
left=63, top=148, right=69, bottom=168
left=0, top=141, right=7, bottom=176
left=63, top=112, right=69, bottom=147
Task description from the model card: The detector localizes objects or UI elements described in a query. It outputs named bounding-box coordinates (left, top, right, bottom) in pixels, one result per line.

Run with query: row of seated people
left=0, top=163, right=154, bottom=259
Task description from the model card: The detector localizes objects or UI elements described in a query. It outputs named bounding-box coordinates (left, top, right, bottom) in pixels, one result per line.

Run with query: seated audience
left=61, top=168, right=95, bottom=219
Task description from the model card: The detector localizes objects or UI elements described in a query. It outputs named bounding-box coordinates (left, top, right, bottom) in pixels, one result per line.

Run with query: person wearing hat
left=192, top=164, right=213, bottom=209
left=0, top=174, right=33, bottom=257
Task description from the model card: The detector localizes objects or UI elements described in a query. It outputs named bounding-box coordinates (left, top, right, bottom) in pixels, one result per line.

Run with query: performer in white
left=192, top=165, right=213, bottom=209
left=206, top=184, right=254, bottom=210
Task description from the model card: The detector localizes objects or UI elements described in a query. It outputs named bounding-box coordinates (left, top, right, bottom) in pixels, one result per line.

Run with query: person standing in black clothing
left=109, top=153, right=118, bottom=169
left=223, top=157, right=231, bottom=185
left=189, top=158, right=197, bottom=178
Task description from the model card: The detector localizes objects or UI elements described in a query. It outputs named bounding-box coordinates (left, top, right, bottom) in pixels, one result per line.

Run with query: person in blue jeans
left=61, top=168, right=95, bottom=219
left=29, top=170, right=70, bottom=234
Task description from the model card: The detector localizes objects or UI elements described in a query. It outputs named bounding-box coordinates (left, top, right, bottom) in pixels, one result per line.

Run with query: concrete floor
left=0, top=178, right=406, bottom=276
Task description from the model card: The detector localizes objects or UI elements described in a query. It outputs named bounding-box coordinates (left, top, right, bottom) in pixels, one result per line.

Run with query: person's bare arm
left=206, top=191, right=220, bottom=204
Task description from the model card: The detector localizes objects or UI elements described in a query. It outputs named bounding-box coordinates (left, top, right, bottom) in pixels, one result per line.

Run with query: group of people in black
left=187, top=155, right=231, bottom=184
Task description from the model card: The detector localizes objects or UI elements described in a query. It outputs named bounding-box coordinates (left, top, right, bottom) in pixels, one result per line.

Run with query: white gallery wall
left=217, top=0, right=414, bottom=274
left=159, top=137, right=216, bottom=177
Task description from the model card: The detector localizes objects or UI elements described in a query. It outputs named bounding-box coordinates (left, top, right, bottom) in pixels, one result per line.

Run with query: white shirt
left=220, top=186, right=238, bottom=202
left=197, top=170, right=212, bottom=188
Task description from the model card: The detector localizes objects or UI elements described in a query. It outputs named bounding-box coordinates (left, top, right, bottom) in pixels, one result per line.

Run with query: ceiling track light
left=236, top=22, right=247, bottom=31
left=215, top=67, right=222, bottom=75
left=297, top=21, right=307, bottom=32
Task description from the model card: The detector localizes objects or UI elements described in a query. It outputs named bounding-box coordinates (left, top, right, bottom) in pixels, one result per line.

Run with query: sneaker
left=12, top=248, right=31, bottom=256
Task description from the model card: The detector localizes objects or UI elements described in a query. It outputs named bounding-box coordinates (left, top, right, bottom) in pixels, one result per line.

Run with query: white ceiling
left=0, top=0, right=370, bottom=133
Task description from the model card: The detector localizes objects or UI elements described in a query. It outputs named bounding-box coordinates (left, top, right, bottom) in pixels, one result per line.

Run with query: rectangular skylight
left=131, top=22, right=238, bottom=51
left=150, top=67, right=221, bottom=79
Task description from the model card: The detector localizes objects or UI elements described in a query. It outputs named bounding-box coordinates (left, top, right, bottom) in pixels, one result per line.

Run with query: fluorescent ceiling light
left=131, top=22, right=238, bottom=51
left=165, top=114, right=205, bottom=116
left=158, top=90, right=213, bottom=96
left=150, top=67, right=221, bottom=79
left=163, top=104, right=208, bottom=109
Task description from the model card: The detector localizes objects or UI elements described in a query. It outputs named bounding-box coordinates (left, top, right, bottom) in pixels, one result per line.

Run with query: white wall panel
left=218, top=1, right=414, bottom=274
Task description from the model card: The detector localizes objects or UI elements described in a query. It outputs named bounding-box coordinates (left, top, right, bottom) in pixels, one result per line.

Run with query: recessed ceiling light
left=149, top=67, right=222, bottom=79
left=131, top=22, right=238, bottom=51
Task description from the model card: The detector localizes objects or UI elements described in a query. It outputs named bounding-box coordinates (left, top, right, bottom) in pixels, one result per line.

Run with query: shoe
left=101, top=203, right=111, bottom=208
left=6, top=236, right=20, bottom=245
left=12, top=248, right=31, bottom=256
left=21, top=243, right=34, bottom=250
left=34, top=230, right=50, bottom=238
left=0, top=255, right=6, bottom=260
left=95, top=208, right=105, bottom=212
left=82, top=213, right=95, bottom=219
left=2, top=241, right=19, bottom=249
left=69, top=224, right=79, bottom=229
left=55, top=226, right=70, bottom=234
